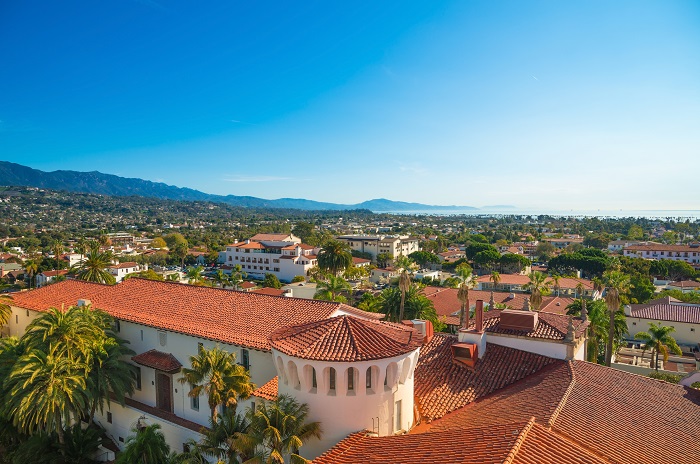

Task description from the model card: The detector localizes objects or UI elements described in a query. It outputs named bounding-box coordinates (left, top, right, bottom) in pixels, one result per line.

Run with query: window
left=140, top=329, right=143, bottom=341
left=15, top=315, right=18, bottom=324
left=26, top=309, right=29, bottom=317
left=135, top=366, right=142, bottom=390
left=366, top=368, right=372, bottom=389
left=107, top=412, right=112, bottom=423
left=158, top=331, right=167, bottom=347
left=198, top=342, right=204, bottom=353
left=347, top=368, right=354, bottom=391
left=312, top=368, right=317, bottom=389
left=114, top=320, right=121, bottom=332
left=395, top=400, right=402, bottom=432
left=241, top=349, right=250, bottom=370
left=190, top=384, right=199, bottom=411
left=329, top=368, right=336, bottom=391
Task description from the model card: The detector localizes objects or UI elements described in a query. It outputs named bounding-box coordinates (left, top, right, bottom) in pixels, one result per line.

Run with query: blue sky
left=1, top=0, right=699, bottom=210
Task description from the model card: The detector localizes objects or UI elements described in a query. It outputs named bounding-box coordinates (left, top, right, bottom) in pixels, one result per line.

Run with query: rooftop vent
left=77, top=299, right=91, bottom=307
left=402, top=319, right=434, bottom=344
left=499, top=309, right=538, bottom=332
left=451, top=343, right=478, bottom=368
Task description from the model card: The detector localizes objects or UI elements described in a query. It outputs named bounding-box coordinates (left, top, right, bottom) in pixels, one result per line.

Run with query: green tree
left=24, top=260, right=39, bottom=288
left=317, top=241, right=352, bottom=277
left=314, top=275, right=351, bottom=303
left=376, top=253, right=393, bottom=268
left=263, top=273, right=282, bottom=289
left=635, top=323, right=682, bottom=371
left=408, top=251, right=440, bottom=268
left=179, top=346, right=254, bottom=423
left=455, top=264, right=476, bottom=329
left=523, top=271, right=550, bottom=311
left=627, top=224, right=644, bottom=240
left=380, top=285, right=441, bottom=327
left=629, top=275, right=655, bottom=304
left=73, top=242, right=115, bottom=284
left=51, top=241, right=64, bottom=270
left=567, top=299, right=626, bottom=364
left=116, top=423, right=171, bottom=464
left=151, top=237, right=167, bottom=249
left=603, top=270, right=631, bottom=366
left=236, top=395, right=321, bottom=464
left=228, top=264, right=247, bottom=290
left=199, top=408, right=252, bottom=464
left=356, top=292, right=382, bottom=313
left=0, top=293, right=12, bottom=328
left=395, top=256, right=416, bottom=322
left=186, top=266, right=205, bottom=284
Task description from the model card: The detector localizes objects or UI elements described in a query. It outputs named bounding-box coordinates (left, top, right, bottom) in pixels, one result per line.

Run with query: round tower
left=269, top=315, right=422, bottom=458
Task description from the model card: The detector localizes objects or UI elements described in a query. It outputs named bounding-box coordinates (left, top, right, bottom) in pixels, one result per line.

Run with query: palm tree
left=117, top=423, right=171, bottom=464
left=395, top=256, right=417, bottom=322
left=170, top=440, right=209, bottom=464
left=380, top=286, right=441, bottom=326
left=550, top=274, right=561, bottom=296
left=523, top=271, right=550, bottom=311
left=0, top=293, right=12, bottom=328
left=489, top=271, right=501, bottom=291
left=75, top=236, right=88, bottom=264
left=200, top=408, right=252, bottom=464
left=3, top=350, right=89, bottom=444
left=236, top=395, right=321, bottom=464
left=602, top=270, right=631, bottom=366
left=52, top=241, right=64, bottom=270
left=73, top=242, right=115, bottom=284
left=186, top=266, right=205, bottom=284
left=24, top=259, right=39, bottom=288
left=213, top=270, right=228, bottom=288
left=23, top=306, right=101, bottom=363
left=455, top=265, right=477, bottom=329
left=317, top=241, right=352, bottom=277
left=227, top=264, right=246, bottom=290
left=575, top=281, right=586, bottom=299
left=179, top=346, right=254, bottom=423
left=635, top=323, right=682, bottom=371
left=314, top=275, right=351, bottom=303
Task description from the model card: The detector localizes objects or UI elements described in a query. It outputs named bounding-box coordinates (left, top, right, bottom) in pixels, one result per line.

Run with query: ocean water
left=379, top=209, right=700, bottom=219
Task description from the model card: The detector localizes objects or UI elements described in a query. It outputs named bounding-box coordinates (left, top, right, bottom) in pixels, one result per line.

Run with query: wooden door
left=156, top=373, right=172, bottom=413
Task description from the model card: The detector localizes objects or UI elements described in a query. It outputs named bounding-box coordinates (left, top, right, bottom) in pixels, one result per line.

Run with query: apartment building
left=337, top=235, right=420, bottom=261
left=623, top=243, right=700, bottom=266
left=225, top=239, right=318, bottom=283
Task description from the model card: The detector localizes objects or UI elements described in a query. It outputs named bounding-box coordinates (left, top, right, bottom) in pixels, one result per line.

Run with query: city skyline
left=2, top=1, right=699, bottom=210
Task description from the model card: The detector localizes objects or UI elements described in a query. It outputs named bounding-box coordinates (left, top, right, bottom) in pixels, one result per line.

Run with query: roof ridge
left=547, top=360, right=576, bottom=428
left=535, top=422, right=610, bottom=463
left=503, top=416, right=536, bottom=464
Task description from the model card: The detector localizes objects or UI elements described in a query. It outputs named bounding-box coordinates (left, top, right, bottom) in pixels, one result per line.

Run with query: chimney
left=475, top=300, right=484, bottom=332
left=580, top=299, right=588, bottom=322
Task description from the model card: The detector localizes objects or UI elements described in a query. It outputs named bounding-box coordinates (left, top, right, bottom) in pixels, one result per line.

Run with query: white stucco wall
left=272, top=348, right=420, bottom=459
left=627, top=317, right=699, bottom=348
left=484, top=333, right=572, bottom=360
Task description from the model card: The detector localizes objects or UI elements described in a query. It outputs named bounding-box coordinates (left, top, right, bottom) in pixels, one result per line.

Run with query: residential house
left=476, top=273, right=596, bottom=298
left=623, top=243, right=700, bottom=267
left=35, top=269, right=69, bottom=287
left=108, top=262, right=147, bottom=282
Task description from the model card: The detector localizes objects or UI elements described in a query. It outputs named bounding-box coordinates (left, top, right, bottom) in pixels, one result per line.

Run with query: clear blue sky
left=1, top=0, right=699, bottom=210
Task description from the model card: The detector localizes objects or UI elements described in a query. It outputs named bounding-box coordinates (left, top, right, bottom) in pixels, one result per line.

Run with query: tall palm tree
left=179, top=346, right=254, bottom=423
left=603, top=270, right=631, bottom=366
left=317, top=241, right=352, bottom=277
left=116, top=423, right=171, bottom=464
left=186, top=266, right=205, bottom=284
left=24, top=260, right=39, bottom=288
left=52, top=241, right=64, bottom=270
left=314, top=275, right=352, bottom=303
left=635, top=323, right=682, bottom=371
left=73, top=242, right=115, bottom=284
left=523, top=271, right=550, bottom=311
left=550, top=274, right=561, bottom=296
left=228, top=264, right=246, bottom=290
left=23, top=306, right=101, bottom=363
left=213, top=270, right=228, bottom=288
left=489, top=271, right=501, bottom=291
left=395, top=256, right=416, bottom=322
left=3, top=350, right=89, bottom=444
left=455, top=265, right=477, bottom=329
left=235, top=395, right=321, bottom=464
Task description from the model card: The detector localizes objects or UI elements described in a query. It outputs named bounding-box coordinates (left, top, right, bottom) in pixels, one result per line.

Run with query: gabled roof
left=414, top=334, right=559, bottom=421
left=132, top=349, right=182, bottom=373
left=270, top=316, right=421, bottom=362
left=629, top=297, right=700, bottom=324
left=251, top=376, right=278, bottom=401
left=313, top=419, right=606, bottom=464
left=40, top=269, right=69, bottom=277
left=250, top=233, right=295, bottom=241
left=10, top=279, right=379, bottom=351
left=476, top=274, right=593, bottom=289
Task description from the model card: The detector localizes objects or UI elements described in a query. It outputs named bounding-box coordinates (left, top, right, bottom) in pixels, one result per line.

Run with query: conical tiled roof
left=269, top=315, right=422, bottom=362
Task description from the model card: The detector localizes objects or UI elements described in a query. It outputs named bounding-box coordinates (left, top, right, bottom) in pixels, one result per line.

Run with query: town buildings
left=224, top=238, right=317, bottom=283
left=336, top=235, right=419, bottom=261
left=3, top=279, right=699, bottom=463
left=623, top=243, right=700, bottom=266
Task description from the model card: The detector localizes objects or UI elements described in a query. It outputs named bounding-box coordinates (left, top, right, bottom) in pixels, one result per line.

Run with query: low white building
left=625, top=297, right=700, bottom=350
left=35, top=269, right=69, bottom=287
left=108, top=262, right=147, bottom=282
left=224, top=239, right=318, bottom=283
left=337, top=235, right=420, bottom=261
left=624, top=243, right=700, bottom=266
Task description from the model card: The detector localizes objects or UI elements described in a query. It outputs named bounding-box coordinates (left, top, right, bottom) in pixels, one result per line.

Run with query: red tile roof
left=626, top=244, right=700, bottom=253
left=414, top=334, right=559, bottom=421
left=476, top=274, right=593, bottom=290
left=132, top=349, right=182, bottom=373
left=351, top=257, right=370, bottom=265
left=250, top=233, right=294, bottom=242
left=668, top=280, right=700, bottom=288
left=10, top=279, right=378, bottom=351
left=109, top=262, right=138, bottom=269
left=270, top=316, right=421, bottom=362
left=629, top=297, right=700, bottom=324
left=314, top=419, right=605, bottom=464
left=252, top=288, right=286, bottom=296
left=251, top=376, right=278, bottom=401
left=476, top=310, right=588, bottom=341
left=40, top=269, right=69, bottom=277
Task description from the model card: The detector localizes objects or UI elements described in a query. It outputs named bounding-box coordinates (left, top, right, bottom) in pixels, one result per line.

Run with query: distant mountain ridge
left=0, top=161, right=490, bottom=211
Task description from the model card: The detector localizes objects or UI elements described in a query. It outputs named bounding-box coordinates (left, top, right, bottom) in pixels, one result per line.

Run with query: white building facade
left=224, top=240, right=319, bottom=283
left=337, top=235, right=420, bottom=261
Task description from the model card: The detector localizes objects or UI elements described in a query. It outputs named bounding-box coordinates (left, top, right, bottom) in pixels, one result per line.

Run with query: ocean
left=379, top=209, right=700, bottom=220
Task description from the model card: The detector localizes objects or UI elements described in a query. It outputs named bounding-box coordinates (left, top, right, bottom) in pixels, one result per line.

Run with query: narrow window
left=190, top=384, right=199, bottom=411
left=135, top=366, right=142, bottom=390
left=312, top=368, right=317, bottom=389
left=26, top=309, right=29, bottom=317
left=241, top=349, right=250, bottom=370
left=158, top=331, right=167, bottom=347
left=107, top=412, right=113, bottom=423
left=15, top=315, right=18, bottom=324
left=114, top=320, right=121, bottom=332
left=329, top=368, right=336, bottom=391
left=140, top=329, right=143, bottom=341
left=347, top=368, right=354, bottom=391
left=366, top=368, right=372, bottom=389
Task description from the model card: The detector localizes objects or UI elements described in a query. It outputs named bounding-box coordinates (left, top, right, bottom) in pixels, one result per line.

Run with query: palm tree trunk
left=399, top=290, right=406, bottom=322
left=605, top=309, right=615, bottom=366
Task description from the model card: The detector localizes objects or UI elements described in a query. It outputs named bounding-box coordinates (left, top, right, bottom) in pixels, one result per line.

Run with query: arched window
left=312, top=368, right=317, bottom=389
left=347, top=368, right=354, bottom=391
left=329, top=367, right=336, bottom=391
left=366, top=367, right=372, bottom=389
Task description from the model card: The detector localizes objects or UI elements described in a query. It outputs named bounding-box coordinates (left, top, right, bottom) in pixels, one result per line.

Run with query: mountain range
left=0, top=161, right=501, bottom=212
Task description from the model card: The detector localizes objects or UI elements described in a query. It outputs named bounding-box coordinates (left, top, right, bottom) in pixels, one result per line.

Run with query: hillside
left=0, top=161, right=480, bottom=212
